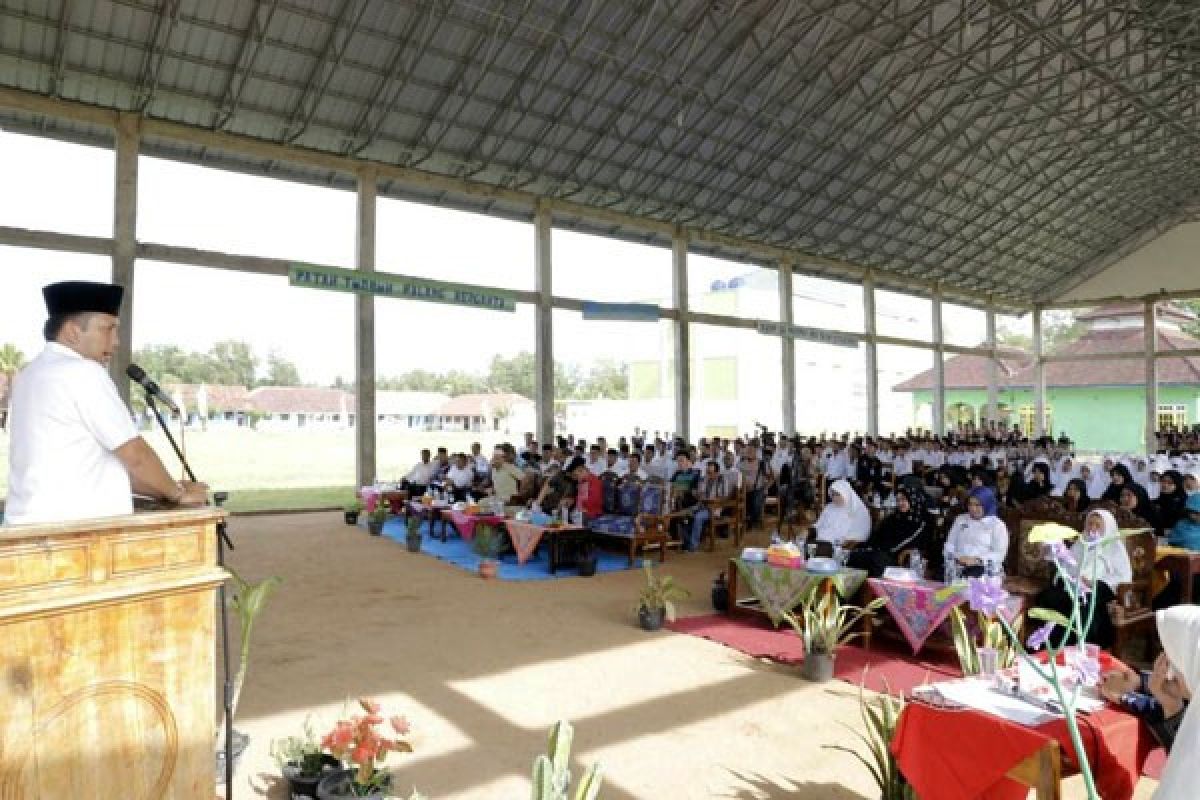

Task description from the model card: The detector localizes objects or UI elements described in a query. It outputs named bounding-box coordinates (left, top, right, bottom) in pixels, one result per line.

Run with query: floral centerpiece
left=318, top=698, right=413, bottom=798
left=938, top=521, right=1124, bottom=800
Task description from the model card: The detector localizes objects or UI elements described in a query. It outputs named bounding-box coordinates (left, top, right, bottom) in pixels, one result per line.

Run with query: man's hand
left=1149, top=653, right=1189, bottom=718
left=1100, top=665, right=1140, bottom=704
left=175, top=480, right=210, bottom=507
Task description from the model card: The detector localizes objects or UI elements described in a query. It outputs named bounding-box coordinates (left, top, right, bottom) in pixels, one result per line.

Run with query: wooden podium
left=0, top=509, right=228, bottom=799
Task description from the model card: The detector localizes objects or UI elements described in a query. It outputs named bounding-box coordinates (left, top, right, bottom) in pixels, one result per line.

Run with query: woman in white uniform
left=814, top=478, right=871, bottom=544
left=946, top=486, right=1008, bottom=577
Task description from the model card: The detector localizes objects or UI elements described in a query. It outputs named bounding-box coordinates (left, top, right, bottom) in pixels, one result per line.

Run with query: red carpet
left=669, top=613, right=1168, bottom=780
left=668, top=613, right=962, bottom=694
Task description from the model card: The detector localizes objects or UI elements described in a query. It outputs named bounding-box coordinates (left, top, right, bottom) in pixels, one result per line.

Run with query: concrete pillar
left=986, top=305, right=999, bottom=428
left=863, top=274, right=879, bottom=436
left=672, top=229, right=690, bottom=441
left=534, top=201, right=554, bottom=447
left=1033, top=307, right=1046, bottom=437
left=112, top=113, right=138, bottom=405
left=1145, top=301, right=1158, bottom=455
left=932, top=290, right=945, bottom=435
left=778, top=259, right=796, bottom=435
left=355, top=166, right=377, bottom=487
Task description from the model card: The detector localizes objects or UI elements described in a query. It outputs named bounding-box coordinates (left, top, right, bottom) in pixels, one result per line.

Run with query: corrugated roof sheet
left=2, top=1, right=1200, bottom=304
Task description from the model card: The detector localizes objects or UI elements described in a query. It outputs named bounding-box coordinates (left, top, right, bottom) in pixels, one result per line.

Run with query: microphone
left=126, top=364, right=180, bottom=414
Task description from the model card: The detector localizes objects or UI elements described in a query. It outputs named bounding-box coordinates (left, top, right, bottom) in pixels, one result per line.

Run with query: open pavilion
left=1, top=2, right=1199, bottom=798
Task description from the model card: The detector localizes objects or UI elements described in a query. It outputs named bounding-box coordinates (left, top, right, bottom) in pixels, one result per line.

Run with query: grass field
left=0, top=426, right=515, bottom=512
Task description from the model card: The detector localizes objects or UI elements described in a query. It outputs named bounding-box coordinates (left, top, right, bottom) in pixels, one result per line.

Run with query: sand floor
left=223, top=513, right=1159, bottom=799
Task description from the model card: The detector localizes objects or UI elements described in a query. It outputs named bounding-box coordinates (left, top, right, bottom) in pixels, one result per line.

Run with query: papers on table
left=915, top=677, right=1106, bottom=727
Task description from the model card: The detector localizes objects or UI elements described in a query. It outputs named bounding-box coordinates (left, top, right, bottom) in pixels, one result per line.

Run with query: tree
left=262, top=350, right=301, bottom=386
left=0, top=343, right=25, bottom=429
left=1178, top=299, right=1200, bottom=339
left=995, top=310, right=1086, bottom=353
left=206, top=340, right=258, bottom=387
left=486, top=351, right=537, bottom=399
left=577, top=359, right=629, bottom=400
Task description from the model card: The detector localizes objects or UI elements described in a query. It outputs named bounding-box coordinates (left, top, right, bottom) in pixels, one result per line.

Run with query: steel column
left=779, top=259, right=796, bottom=435
left=863, top=274, right=879, bottom=437
left=986, top=306, right=999, bottom=429
left=535, top=201, right=554, bottom=447
left=112, top=113, right=138, bottom=406
left=1145, top=301, right=1158, bottom=455
left=672, top=229, right=690, bottom=441
left=1033, top=308, right=1046, bottom=438
left=355, top=166, right=377, bottom=487
left=932, top=291, right=945, bottom=436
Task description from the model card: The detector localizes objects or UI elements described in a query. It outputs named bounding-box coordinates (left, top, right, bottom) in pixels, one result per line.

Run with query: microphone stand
left=144, top=393, right=236, bottom=799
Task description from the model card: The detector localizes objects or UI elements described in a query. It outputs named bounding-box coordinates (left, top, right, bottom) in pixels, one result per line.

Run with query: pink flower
left=390, top=715, right=411, bottom=735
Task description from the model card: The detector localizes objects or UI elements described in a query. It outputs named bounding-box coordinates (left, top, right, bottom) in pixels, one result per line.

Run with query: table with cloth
left=504, top=520, right=587, bottom=571
left=440, top=509, right=505, bottom=542
left=893, top=678, right=1154, bottom=800
left=408, top=499, right=451, bottom=539
left=868, top=577, right=970, bottom=655
left=726, top=558, right=868, bottom=627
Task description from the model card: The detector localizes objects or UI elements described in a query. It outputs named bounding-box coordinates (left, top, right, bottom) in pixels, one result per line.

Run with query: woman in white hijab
left=1082, top=461, right=1109, bottom=501
left=1051, top=456, right=1077, bottom=496
left=814, top=478, right=871, bottom=544
left=1152, top=606, right=1198, bottom=800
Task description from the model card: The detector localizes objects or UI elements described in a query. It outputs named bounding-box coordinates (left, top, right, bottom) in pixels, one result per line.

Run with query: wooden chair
left=702, top=488, right=741, bottom=551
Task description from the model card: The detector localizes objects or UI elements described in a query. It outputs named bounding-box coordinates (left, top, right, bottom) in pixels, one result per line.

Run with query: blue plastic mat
left=382, top=517, right=634, bottom=580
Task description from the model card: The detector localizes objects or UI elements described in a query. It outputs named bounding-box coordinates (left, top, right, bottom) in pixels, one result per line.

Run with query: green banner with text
left=289, top=263, right=516, bottom=312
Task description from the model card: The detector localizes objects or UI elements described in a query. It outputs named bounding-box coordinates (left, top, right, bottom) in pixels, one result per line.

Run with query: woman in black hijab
left=1022, top=462, right=1054, bottom=502
left=1102, top=464, right=1135, bottom=504
left=847, top=485, right=934, bottom=578
left=1118, top=484, right=1156, bottom=526
left=1154, top=469, right=1190, bottom=531
left=1062, top=478, right=1091, bottom=513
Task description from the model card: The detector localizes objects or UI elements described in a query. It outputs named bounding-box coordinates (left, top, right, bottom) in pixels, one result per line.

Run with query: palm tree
left=0, top=343, right=26, bottom=430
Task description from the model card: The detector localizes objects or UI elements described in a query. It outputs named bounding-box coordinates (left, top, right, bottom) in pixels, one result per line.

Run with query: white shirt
left=5, top=343, right=138, bottom=526
left=586, top=458, right=606, bottom=476
left=946, top=514, right=1009, bottom=566
left=406, top=460, right=436, bottom=485
left=472, top=454, right=490, bottom=477
left=892, top=454, right=913, bottom=477
left=445, top=464, right=474, bottom=489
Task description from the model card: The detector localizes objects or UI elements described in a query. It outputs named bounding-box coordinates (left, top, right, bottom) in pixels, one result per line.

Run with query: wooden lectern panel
left=0, top=510, right=227, bottom=799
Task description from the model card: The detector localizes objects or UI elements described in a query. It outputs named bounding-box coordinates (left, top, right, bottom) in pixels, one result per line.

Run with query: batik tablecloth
left=732, top=559, right=867, bottom=627
left=504, top=520, right=585, bottom=565
left=868, top=578, right=968, bottom=654
left=442, top=510, right=505, bottom=541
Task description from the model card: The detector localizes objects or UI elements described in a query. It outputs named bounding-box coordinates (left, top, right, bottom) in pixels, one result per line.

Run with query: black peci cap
left=43, top=281, right=124, bottom=317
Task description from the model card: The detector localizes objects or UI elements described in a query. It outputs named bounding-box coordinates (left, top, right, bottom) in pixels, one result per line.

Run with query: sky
left=0, top=128, right=1003, bottom=388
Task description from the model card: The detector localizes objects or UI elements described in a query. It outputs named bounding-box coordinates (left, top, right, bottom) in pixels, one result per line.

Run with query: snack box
left=767, top=552, right=805, bottom=569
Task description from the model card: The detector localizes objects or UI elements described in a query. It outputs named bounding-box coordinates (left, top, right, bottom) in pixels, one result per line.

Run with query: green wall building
left=895, top=304, right=1200, bottom=452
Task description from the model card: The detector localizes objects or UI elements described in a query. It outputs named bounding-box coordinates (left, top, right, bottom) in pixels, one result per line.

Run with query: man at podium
left=3, top=280, right=208, bottom=526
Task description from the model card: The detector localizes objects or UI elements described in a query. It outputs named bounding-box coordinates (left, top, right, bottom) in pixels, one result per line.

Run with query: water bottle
left=910, top=553, right=924, bottom=579
left=943, top=544, right=957, bottom=584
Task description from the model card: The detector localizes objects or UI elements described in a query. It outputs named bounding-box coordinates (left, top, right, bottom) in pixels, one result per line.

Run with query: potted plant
left=472, top=524, right=502, bottom=579
left=344, top=500, right=363, bottom=526
left=782, top=579, right=884, bottom=682
left=404, top=516, right=423, bottom=553
left=825, top=685, right=915, bottom=800
left=270, top=716, right=340, bottom=799
left=317, top=698, right=413, bottom=799
left=217, top=570, right=283, bottom=781
left=530, top=720, right=604, bottom=800
left=635, top=560, right=689, bottom=631
left=367, top=502, right=389, bottom=536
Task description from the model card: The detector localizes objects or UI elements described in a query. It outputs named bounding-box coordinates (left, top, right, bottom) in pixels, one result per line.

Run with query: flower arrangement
left=321, top=698, right=413, bottom=794
left=938, top=521, right=1124, bottom=800
left=635, top=560, right=690, bottom=621
left=948, top=575, right=1022, bottom=676
left=269, top=715, right=324, bottom=777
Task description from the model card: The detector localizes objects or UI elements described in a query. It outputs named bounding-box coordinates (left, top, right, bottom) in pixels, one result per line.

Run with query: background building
left=896, top=303, right=1200, bottom=451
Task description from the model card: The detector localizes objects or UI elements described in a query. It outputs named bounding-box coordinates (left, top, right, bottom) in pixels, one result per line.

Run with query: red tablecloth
left=893, top=693, right=1153, bottom=800
left=443, top=510, right=505, bottom=540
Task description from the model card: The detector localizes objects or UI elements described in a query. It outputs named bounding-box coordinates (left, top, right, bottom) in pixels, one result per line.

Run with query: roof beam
left=212, top=0, right=280, bottom=130
left=47, top=0, right=74, bottom=98
left=133, top=0, right=183, bottom=112
left=280, top=0, right=369, bottom=144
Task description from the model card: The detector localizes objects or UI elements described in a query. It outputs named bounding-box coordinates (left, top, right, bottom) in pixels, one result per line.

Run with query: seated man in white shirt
left=403, top=449, right=436, bottom=495
left=586, top=445, right=606, bottom=476
left=604, top=448, right=625, bottom=476
left=625, top=452, right=649, bottom=482
left=444, top=453, right=476, bottom=501
left=470, top=441, right=490, bottom=480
